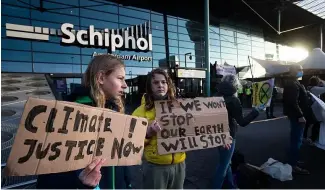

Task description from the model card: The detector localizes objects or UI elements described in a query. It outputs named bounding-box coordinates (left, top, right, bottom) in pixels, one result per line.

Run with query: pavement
left=128, top=105, right=325, bottom=189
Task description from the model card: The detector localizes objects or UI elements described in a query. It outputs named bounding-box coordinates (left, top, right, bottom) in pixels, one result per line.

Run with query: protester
left=36, top=55, right=131, bottom=189
left=266, top=87, right=278, bottom=119
left=304, top=76, right=325, bottom=144
left=132, top=68, right=186, bottom=189
left=283, top=65, right=310, bottom=175
left=212, top=74, right=264, bottom=189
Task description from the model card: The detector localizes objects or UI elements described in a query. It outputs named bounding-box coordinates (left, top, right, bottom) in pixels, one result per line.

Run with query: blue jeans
left=288, top=118, right=305, bottom=167
left=212, top=139, right=237, bottom=189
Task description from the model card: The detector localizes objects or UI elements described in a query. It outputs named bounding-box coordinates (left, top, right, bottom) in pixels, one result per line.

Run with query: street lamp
left=184, top=53, right=192, bottom=68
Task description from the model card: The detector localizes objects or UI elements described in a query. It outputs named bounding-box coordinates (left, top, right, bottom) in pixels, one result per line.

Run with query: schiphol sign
left=5, top=21, right=152, bottom=53
left=61, top=22, right=152, bottom=52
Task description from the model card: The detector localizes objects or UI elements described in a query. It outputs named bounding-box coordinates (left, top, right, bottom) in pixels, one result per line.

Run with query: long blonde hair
left=83, top=54, right=125, bottom=113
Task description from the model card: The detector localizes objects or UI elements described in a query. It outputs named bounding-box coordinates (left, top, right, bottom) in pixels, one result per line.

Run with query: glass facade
left=2, top=0, right=307, bottom=82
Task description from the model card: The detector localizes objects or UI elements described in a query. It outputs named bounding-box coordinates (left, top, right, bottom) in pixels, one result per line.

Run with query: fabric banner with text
left=155, top=97, right=231, bottom=155
left=5, top=98, right=148, bottom=176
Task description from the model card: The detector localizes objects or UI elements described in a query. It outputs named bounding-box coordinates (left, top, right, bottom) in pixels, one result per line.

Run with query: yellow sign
left=252, top=78, right=275, bottom=107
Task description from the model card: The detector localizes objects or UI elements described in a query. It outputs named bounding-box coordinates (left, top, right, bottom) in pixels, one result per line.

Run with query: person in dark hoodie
left=212, top=74, right=264, bottom=189
left=36, top=55, right=132, bottom=189
left=283, top=65, right=310, bottom=175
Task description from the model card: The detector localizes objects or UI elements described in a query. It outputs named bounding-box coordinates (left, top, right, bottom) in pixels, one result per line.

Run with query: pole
left=204, top=0, right=210, bottom=97
left=278, top=9, right=281, bottom=33
left=321, top=24, right=323, bottom=51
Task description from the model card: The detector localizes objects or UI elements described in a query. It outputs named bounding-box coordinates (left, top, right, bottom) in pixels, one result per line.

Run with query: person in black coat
left=36, top=55, right=132, bottom=189
left=283, top=64, right=310, bottom=175
left=212, top=74, right=263, bottom=189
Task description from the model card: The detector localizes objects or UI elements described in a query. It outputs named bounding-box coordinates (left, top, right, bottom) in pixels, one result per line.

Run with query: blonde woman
left=36, top=55, right=131, bottom=189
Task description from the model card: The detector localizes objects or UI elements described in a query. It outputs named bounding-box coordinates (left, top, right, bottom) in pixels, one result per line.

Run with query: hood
left=66, top=85, right=92, bottom=103
left=217, top=81, right=237, bottom=96
left=67, top=85, right=118, bottom=111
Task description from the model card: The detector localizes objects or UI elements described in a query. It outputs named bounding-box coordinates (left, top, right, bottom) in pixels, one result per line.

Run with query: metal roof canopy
left=294, top=0, right=325, bottom=19
left=113, top=0, right=324, bottom=50
left=13, top=0, right=324, bottom=50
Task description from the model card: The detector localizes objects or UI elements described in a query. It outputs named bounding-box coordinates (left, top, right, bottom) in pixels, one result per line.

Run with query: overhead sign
left=5, top=98, right=148, bottom=176
left=177, top=69, right=206, bottom=79
left=252, top=78, right=275, bottom=107
left=5, top=21, right=152, bottom=52
left=92, top=52, right=152, bottom=62
left=154, top=97, right=231, bottom=155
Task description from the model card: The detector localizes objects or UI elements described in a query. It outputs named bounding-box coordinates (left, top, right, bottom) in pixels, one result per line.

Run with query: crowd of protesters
left=34, top=55, right=324, bottom=189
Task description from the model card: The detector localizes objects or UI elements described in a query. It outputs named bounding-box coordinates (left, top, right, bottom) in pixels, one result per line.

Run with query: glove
left=254, top=104, right=266, bottom=112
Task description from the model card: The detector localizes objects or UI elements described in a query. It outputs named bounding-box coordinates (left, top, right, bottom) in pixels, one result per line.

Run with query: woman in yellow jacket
left=132, top=68, right=186, bottom=189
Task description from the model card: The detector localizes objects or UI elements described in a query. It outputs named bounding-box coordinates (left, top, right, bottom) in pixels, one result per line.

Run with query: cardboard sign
left=155, top=97, right=231, bottom=155
left=252, top=78, right=275, bottom=107
left=5, top=98, right=148, bottom=176
left=216, top=65, right=236, bottom=76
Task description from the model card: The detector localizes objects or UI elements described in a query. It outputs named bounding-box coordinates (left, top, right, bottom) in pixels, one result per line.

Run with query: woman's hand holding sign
left=79, top=158, right=106, bottom=187
left=146, top=120, right=161, bottom=138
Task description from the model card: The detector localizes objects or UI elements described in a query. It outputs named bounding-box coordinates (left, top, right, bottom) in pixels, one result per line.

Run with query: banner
left=252, top=78, right=275, bottom=107
left=310, top=93, right=325, bottom=150
left=5, top=98, right=148, bottom=176
left=216, top=65, right=236, bottom=76
left=155, top=97, right=231, bottom=155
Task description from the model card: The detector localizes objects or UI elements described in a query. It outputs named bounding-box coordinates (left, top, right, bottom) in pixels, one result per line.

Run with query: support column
left=320, top=24, right=323, bottom=51
left=204, top=0, right=210, bottom=97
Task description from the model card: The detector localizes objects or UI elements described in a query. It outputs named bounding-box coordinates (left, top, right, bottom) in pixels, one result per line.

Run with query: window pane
left=124, top=59, right=152, bottom=67
left=2, top=50, right=32, bottom=61
left=82, top=56, right=92, bottom=65
left=2, top=16, right=30, bottom=26
left=81, top=47, right=107, bottom=56
left=2, top=4, right=30, bottom=18
left=34, top=63, right=80, bottom=73
left=169, top=47, right=179, bottom=54
left=167, top=16, right=177, bottom=25
left=220, top=28, right=234, bottom=37
left=169, top=39, right=178, bottom=47
left=44, top=2, right=79, bottom=16
left=119, top=7, right=150, bottom=20
left=2, top=39, right=31, bottom=51
left=80, top=18, right=118, bottom=29
left=152, top=52, right=166, bottom=60
left=152, top=22, right=164, bottom=31
left=33, top=42, right=80, bottom=54
left=119, top=16, right=146, bottom=26
left=168, top=32, right=178, bottom=40
left=80, top=0, right=118, bottom=13
left=221, top=47, right=237, bottom=54
left=33, top=52, right=81, bottom=64
left=179, top=41, right=195, bottom=49
left=152, top=29, right=164, bottom=37
left=31, top=20, right=65, bottom=30
left=31, top=10, right=79, bottom=25
left=178, top=34, right=191, bottom=42
left=151, top=14, right=163, bottom=23
left=153, top=45, right=166, bottom=53
left=126, top=67, right=152, bottom=75
left=168, top=25, right=177, bottom=32
left=152, top=37, right=165, bottom=46
left=2, top=61, right=32, bottom=72
left=80, top=9, right=118, bottom=22
left=48, top=0, right=78, bottom=6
